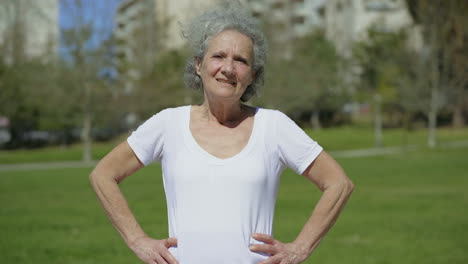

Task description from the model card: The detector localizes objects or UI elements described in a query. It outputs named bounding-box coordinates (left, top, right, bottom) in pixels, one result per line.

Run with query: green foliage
left=132, top=49, right=200, bottom=119
left=1, top=0, right=123, bottom=151
left=0, top=59, right=62, bottom=134
left=260, top=31, right=345, bottom=116
left=0, top=56, right=118, bottom=133
left=352, top=27, right=436, bottom=128
left=406, top=0, right=468, bottom=126
left=353, top=29, right=408, bottom=103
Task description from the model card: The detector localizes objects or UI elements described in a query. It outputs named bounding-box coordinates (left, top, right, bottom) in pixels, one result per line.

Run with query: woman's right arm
left=89, top=141, right=178, bottom=264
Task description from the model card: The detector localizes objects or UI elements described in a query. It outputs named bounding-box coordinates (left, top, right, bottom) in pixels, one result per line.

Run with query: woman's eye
left=237, top=59, right=248, bottom=65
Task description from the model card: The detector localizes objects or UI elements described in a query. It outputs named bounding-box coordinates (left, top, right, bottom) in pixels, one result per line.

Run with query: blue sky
left=59, top=0, right=123, bottom=56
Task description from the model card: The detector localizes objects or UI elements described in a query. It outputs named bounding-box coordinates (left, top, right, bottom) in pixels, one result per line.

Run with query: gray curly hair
left=182, top=1, right=267, bottom=102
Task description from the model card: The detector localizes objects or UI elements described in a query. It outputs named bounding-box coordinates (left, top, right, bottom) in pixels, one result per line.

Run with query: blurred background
left=0, top=0, right=467, bottom=263
left=0, top=0, right=466, bottom=156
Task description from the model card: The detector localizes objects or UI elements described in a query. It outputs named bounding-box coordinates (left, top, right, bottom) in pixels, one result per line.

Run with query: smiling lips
left=216, top=78, right=237, bottom=86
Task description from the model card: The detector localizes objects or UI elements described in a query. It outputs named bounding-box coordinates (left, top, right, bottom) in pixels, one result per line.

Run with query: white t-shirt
left=127, top=105, right=323, bottom=263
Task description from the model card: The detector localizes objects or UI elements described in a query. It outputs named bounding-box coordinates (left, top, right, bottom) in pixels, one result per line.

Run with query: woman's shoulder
left=254, top=107, right=288, bottom=120
left=137, top=105, right=190, bottom=127
left=150, top=105, right=190, bottom=118
left=160, top=105, right=190, bottom=114
left=252, top=108, right=294, bottom=134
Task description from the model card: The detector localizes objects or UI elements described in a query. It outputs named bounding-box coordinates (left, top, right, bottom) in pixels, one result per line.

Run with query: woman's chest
left=162, top=148, right=282, bottom=226
left=189, top=120, right=254, bottom=159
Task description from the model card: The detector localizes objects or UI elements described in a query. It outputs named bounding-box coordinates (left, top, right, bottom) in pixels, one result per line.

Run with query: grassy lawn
left=0, top=141, right=116, bottom=164
left=1, top=147, right=467, bottom=263
left=306, top=126, right=468, bottom=151
left=1, top=126, right=468, bottom=164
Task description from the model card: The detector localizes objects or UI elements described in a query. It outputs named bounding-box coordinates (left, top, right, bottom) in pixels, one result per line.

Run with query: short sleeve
left=127, top=109, right=169, bottom=166
left=274, top=111, right=323, bottom=175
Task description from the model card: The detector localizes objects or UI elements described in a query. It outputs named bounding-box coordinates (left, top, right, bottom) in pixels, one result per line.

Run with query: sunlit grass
left=0, top=135, right=125, bottom=164
left=306, top=126, right=468, bottom=150
left=1, top=127, right=467, bottom=164
left=1, top=147, right=467, bottom=263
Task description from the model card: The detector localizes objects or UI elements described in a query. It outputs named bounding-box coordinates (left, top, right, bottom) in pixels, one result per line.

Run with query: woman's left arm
left=250, top=151, right=354, bottom=264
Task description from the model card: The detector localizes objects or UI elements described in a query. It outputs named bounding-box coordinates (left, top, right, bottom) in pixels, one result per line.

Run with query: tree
left=406, top=0, right=468, bottom=146
left=113, top=0, right=184, bottom=124
left=353, top=29, right=410, bottom=148
left=60, top=0, right=119, bottom=161
left=260, top=31, right=344, bottom=129
left=0, top=0, right=58, bottom=148
left=131, top=49, right=196, bottom=120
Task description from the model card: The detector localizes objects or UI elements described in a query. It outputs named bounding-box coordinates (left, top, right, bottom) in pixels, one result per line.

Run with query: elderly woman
left=90, top=3, right=353, bottom=264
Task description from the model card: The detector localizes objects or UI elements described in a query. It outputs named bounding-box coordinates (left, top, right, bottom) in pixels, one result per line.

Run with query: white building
left=325, top=0, right=419, bottom=58
left=248, top=0, right=326, bottom=36
left=114, top=0, right=220, bottom=93
left=244, top=0, right=326, bottom=59
left=324, top=0, right=423, bottom=120
left=115, top=0, right=157, bottom=92
left=0, top=0, right=58, bottom=63
left=116, top=0, right=221, bottom=54
left=154, top=0, right=220, bottom=49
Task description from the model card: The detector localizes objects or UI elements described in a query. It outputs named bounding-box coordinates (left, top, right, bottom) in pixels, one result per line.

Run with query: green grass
left=0, top=139, right=120, bottom=164
left=305, top=126, right=468, bottom=151
left=1, top=127, right=467, bottom=164
left=1, top=147, right=467, bottom=263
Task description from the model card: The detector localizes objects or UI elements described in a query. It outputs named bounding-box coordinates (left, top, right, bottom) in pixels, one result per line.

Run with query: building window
left=336, top=2, right=343, bottom=12
left=291, top=16, right=305, bottom=24
left=365, top=0, right=397, bottom=11
left=272, top=2, right=285, bottom=9
left=318, top=6, right=325, bottom=18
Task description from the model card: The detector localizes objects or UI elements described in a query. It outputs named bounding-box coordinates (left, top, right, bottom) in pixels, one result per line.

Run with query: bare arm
left=251, top=151, right=354, bottom=263
left=89, top=141, right=178, bottom=264
left=294, top=151, right=354, bottom=255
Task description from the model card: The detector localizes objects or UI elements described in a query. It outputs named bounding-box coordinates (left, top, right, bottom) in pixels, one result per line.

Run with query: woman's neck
left=199, top=99, right=247, bottom=125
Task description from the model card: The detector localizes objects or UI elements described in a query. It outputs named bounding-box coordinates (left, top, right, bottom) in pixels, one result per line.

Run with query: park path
left=1, top=140, right=468, bottom=172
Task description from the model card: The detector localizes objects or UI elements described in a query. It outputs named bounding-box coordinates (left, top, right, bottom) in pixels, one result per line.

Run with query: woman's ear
left=195, top=57, right=202, bottom=75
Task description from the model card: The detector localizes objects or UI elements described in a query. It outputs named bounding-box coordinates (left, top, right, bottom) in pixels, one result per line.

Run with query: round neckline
left=183, top=105, right=260, bottom=165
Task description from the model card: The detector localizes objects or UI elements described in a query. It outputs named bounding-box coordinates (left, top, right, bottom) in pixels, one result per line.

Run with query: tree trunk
left=82, top=82, right=92, bottom=162
left=452, top=84, right=465, bottom=128
left=310, top=110, right=322, bottom=131
left=402, top=111, right=410, bottom=148
left=428, top=86, right=437, bottom=148
left=452, top=106, right=465, bottom=128
left=350, top=101, right=361, bottom=123
left=374, top=94, right=383, bottom=148
left=428, top=28, right=439, bottom=149
left=81, top=111, right=92, bottom=162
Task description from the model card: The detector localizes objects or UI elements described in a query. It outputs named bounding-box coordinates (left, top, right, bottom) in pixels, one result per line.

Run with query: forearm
left=293, top=179, right=354, bottom=256
left=90, top=173, right=147, bottom=246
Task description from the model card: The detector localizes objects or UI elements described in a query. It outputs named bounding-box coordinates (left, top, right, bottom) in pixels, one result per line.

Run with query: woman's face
left=196, top=30, right=255, bottom=102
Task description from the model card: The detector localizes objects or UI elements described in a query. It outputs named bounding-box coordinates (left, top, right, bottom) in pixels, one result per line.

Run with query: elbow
left=89, top=169, right=100, bottom=187
left=345, top=178, right=355, bottom=195
left=89, top=168, right=109, bottom=187
left=339, top=171, right=355, bottom=196
left=328, top=175, right=354, bottom=196
left=89, top=167, right=120, bottom=188
left=339, top=171, right=354, bottom=194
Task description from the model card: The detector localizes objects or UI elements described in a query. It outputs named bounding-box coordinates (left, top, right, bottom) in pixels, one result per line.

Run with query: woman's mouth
left=216, top=78, right=236, bottom=86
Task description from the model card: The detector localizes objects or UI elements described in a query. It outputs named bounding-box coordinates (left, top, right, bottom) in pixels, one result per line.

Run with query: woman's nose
left=221, top=59, right=234, bottom=76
